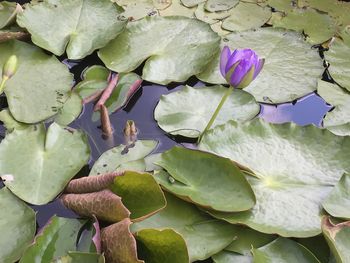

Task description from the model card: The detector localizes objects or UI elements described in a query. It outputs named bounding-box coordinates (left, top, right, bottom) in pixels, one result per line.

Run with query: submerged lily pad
left=252, top=237, right=320, bottom=263
left=132, top=192, right=237, bottom=261
left=89, top=140, right=158, bottom=176
left=322, top=174, right=350, bottom=220
left=155, top=146, right=255, bottom=212
left=98, top=16, right=220, bottom=84
left=20, top=216, right=86, bottom=263
left=197, top=28, right=324, bottom=104
left=0, top=188, right=36, bottom=263
left=199, top=120, right=350, bottom=237
left=154, top=85, right=259, bottom=138
left=0, top=123, right=90, bottom=205
left=17, top=0, right=126, bottom=59
left=0, top=40, right=73, bottom=123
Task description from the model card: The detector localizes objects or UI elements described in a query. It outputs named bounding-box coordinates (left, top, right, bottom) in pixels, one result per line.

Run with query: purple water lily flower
left=220, top=46, right=264, bottom=89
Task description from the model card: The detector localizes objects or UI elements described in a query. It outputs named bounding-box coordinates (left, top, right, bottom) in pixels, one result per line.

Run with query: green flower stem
left=198, top=85, right=235, bottom=143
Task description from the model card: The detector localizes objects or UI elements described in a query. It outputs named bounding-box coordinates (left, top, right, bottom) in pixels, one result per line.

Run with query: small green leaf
left=54, top=91, right=83, bottom=126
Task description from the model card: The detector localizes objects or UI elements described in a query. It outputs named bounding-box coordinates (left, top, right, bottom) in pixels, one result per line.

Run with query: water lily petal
left=220, top=46, right=231, bottom=77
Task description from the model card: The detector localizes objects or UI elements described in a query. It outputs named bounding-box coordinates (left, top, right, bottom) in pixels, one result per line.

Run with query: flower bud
left=2, top=55, right=18, bottom=80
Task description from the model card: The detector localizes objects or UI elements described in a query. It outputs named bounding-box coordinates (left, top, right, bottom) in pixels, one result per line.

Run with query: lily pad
left=322, top=174, right=350, bottom=220
left=54, top=91, right=83, bottom=126
left=155, top=85, right=260, bottom=138
left=322, top=217, right=350, bottom=263
left=131, top=192, right=238, bottom=261
left=20, top=216, right=86, bottom=263
left=252, top=237, right=320, bottom=263
left=17, top=0, right=126, bottom=59
left=114, top=0, right=157, bottom=21
left=135, top=229, right=189, bottom=263
left=154, top=146, right=255, bottom=212
left=325, top=38, right=350, bottom=91
left=266, top=0, right=294, bottom=12
left=89, top=140, right=158, bottom=176
left=0, top=40, right=73, bottom=123
left=0, top=123, right=90, bottom=205
left=194, top=3, right=231, bottom=24
left=205, top=0, right=238, bottom=12
left=0, top=187, right=36, bottom=263
left=54, top=252, right=105, bottom=263
left=0, top=109, right=28, bottom=132
left=98, top=16, right=220, bottom=85
left=159, top=0, right=196, bottom=17
left=221, top=2, right=272, bottom=32
left=0, top=2, right=21, bottom=29
left=197, top=28, right=324, bottom=104
left=181, top=0, right=205, bottom=7
left=199, top=120, right=350, bottom=237
left=212, top=251, right=252, bottom=263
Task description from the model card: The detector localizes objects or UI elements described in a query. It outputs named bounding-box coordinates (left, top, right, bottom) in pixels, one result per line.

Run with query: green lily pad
left=252, top=237, right=320, bottom=263
left=135, top=229, right=189, bottom=263
left=0, top=109, right=28, bottom=132
left=205, top=0, right=238, bottom=12
left=98, top=16, right=220, bottom=85
left=54, top=252, right=105, bottom=263
left=114, top=0, right=157, bottom=21
left=89, top=140, right=158, bottom=176
left=0, top=123, right=90, bottom=205
left=17, top=0, right=126, bottom=59
left=322, top=174, right=350, bottom=220
left=181, top=0, right=205, bottom=7
left=322, top=217, right=350, bottom=263
left=266, top=0, right=294, bottom=12
left=54, top=91, right=83, bottom=126
left=270, top=8, right=337, bottom=44
left=111, top=171, right=166, bottom=220
left=0, top=187, right=36, bottom=263
left=221, top=2, right=272, bottom=32
left=199, top=120, right=350, bottom=237
left=0, top=40, right=73, bottom=123
left=326, top=123, right=350, bottom=137
left=154, top=85, right=260, bottom=138
left=325, top=38, right=350, bottom=92
left=197, top=28, right=324, bottom=104
left=159, top=0, right=196, bottom=17
left=212, top=251, right=252, bottom=263
left=154, top=146, right=255, bottom=212
left=20, top=216, right=86, bottom=263
left=131, top=192, right=237, bottom=261
left=297, top=235, right=330, bottom=263
left=0, top=2, right=21, bottom=29
left=194, top=3, right=231, bottom=24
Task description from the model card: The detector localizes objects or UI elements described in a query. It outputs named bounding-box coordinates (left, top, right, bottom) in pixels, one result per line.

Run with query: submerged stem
left=198, top=86, right=234, bottom=143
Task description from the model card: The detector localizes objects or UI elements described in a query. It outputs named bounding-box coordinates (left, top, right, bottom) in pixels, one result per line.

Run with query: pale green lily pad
left=210, top=21, right=230, bottom=36
left=0, top=123, right=90, bottom=205
left=0, top=2, right=21, bottom=29
left=155, top=146, right=255, bottom=212
left=199, top=120, right=350, bottom=237
left=98, top=16, right=220, bottom=85
left=0, top=40, right=73, bottom=123
left=205, top=0, right=238, bottom=12
left=20, top=216, right=86, bottom=263
left=135, top=229, right=189, bottom=263
left=54, top=252, right=105, bottom=263
left=252, top=237, right=320, bottom=263
left=322, top=217, right=350, bottom=263
left=325, top=38, right=350, bottom=91
left=82, top=65, right=109, bottom=81
left=266, top=0, right=294, bottom=12
left=17, top=0, right=126, bottom=59
left=222, top=2, right=272, bottom=32
left=115, top=0, right=157, bottom=21
left=89, top=140, right=158, bottom=176
left=197, top=28, right=324, bottom=104
left=181, top=0, right=205, bottom=7
left=111, top=171, right=166, bottom=220
left=327, top=123, right=350, bottom=137
left=159, top=0, right=196, bottom=17
left=322, top=174, right=350, bottom=220
left=0, top=188, right=36, bottom=263
left=297, top=235, right=330, bottom=263
left=0, top=109, right=28, bottom=132
left=195, top=3, right=230, bottom=24
left=131, top=192, right=237, bottom=261
left=154, top=85, right=260, bottom=138
left=54, top=91, right=83, bottom=126
left=212, top=251, right=252, bottom=263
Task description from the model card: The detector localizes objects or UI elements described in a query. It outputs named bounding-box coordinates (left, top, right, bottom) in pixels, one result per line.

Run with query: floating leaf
left=0, top=109, right=28, bottom=132
left=20, top=216, right=86, bottom=263
left=197, top=28, right=324, bottom=104
left=322, top=217, right=350, bottom=263
left=98, top=16, right=220, bottom=85
left=221, top=2, right=272, bottom=32
left=322, top=174, right=350, bottom=220
left=0, top=187, right=36, bottom=263
left=89, top=140, right=158, bottom=176
left=325, top=38, right=350, bottom=91
left=205, top=0, right=238, bottom=12
left=114, top=0, right=158, bottom=21
left=131, top=192, right=237, bottom=261
left=326, top=123, right=350, bottom=137
left=135, top=229, right=189, bottom=263
left=252, top=237, right=320, bottom=263
left=155, top=146, right=255, bottom=212
left=194, top=3, right=230, bottom=24
left=154, top=85, right=260, bottom=138
left=101, top=218, right=143, bottom=263
left=17, top=0, right=126, bottom=59
left=199, top=120, right=350, bottom=237
left=111, top=171, right=166, bottom=221
left=0, top=123, right=90, bottom=205
left=0, top=40, right=73, bottom=123
left=54, top=252, right=105, bottom=263
left=297, top=235, right=330, bottom=263
left=0, top=2, right=21, bottom=29
left=212, top=251, right=252, bottom=263
left=181, top=0, right=205, bottom=7
left=266, top=0, right=294, bottom=12
left=159, top=0, right=196, bottom=17
left=54, top=91, right=83, bottom=126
